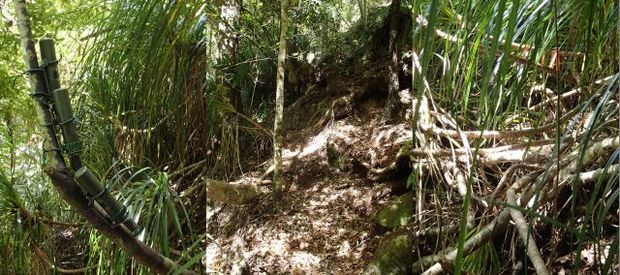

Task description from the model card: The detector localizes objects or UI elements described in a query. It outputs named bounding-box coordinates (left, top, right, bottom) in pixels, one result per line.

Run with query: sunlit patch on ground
left=206, top=110, right=407, bottom=273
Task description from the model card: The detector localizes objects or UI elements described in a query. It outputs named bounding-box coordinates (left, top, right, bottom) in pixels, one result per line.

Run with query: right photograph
left=205, top=0, right=620, bottom=274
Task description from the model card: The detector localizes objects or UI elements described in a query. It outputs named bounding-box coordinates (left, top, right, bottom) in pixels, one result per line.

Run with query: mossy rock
left=376, top=192, right=414, bottom=230
left=327, top=141, right=345, bottom=171
left=206, top=179, right=258, bottom=205
left=363, top=231, right=413, bottom=275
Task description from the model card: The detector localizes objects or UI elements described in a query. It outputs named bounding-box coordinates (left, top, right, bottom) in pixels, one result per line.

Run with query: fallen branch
left=506, top=188, right=549, bottom=275
left=528, top=75, right=617, bottom=112
left=558, top=136, right=619, bottom=180
left=525, top=136, right=620, bottom=204
left=411, top=142, right=554, bottom=164
left=417, top=209, right=511, bottom=275
left=421, top=108, right=577, bottom=140
left=442, top=162, right=485, bottom=212
left=572, top=164, right=620, bottom=183
left=410, top=139, right=555, bottom=157
left=488, top=164, right=541, bottom=201
left=412, top=171, right=540, bottom=274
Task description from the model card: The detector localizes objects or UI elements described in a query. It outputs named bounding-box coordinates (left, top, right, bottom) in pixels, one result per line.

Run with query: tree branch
left=506, top=188, right=549, bottom=275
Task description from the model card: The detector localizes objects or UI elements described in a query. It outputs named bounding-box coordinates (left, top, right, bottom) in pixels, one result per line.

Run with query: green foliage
left=0, top=0, right=617, bottom=272
left=0, top=2, right=83, bottom=269
left=462, top=241, right=501, bottom=274
left=2, top=0, right=205, bottom=272
left=78, top=0, right=207, bottom=168
left=408, top=0, right=618, bottom=273
left=0, top=168, right=53, bottom=274
left=86, top=168, right=203, bottom=274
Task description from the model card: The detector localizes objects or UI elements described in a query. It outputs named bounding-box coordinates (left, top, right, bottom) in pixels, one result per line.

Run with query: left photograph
left=0, top=0, right=206, bottom=273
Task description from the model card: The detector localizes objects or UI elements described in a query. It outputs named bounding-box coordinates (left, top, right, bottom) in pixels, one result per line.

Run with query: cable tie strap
left=25, top=68, right=44, bottom=74
left=29, top=91, right=48, bottom=98
left=59, top=117, right=76, bottom=126
left=91, top=203, right=112, bottom=224
left=62, top=141, right=83, bottom=155
left=109, top=205, right=128, bottom=227
left=92, top=185, right=108, bottom=201
left=85, top=195, right=94, bottom=207
left=41, top=120, right=56, bottom=127
left=43, top=59, right=59, bottom=66
left=30, top=92, right=53, bottom=104
left=43, top=147, right=62, bottom=153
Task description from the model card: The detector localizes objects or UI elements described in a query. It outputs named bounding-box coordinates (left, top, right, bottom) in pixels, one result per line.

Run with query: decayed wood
left=13, top=1, right=196, bottom=273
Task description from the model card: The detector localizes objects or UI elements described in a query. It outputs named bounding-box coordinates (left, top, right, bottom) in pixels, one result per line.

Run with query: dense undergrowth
left=0, top=0, right=618, bottom=274
left=207, top=0, right=619, bottom=274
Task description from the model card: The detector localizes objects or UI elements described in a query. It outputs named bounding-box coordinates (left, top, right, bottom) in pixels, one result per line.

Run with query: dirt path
left=206, top=102, right=413, bottom=273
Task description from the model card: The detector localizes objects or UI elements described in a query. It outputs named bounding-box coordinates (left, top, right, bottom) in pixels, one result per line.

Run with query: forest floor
left=205, top=37, right=618, bottom=274
left=206, top=59, right=419, bottom=273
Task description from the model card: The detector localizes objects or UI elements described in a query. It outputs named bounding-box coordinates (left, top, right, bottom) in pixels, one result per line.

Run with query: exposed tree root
left=572, top=164, right=620, bottom=183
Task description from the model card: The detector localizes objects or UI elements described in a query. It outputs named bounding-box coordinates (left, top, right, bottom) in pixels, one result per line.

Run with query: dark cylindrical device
left=52, top=88, right=83, bottom=170
left=40, top=39, right=83, bottom=170
left=39, top=39, right=139, bottom=236
left=75, top=167, right=140, bottom=235
left=39, top=39, right=61, bottom=91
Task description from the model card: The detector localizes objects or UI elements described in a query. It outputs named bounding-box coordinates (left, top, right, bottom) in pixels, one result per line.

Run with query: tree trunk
left=12, top=1, right=196, bottom=274
left=384, top=0, right=402, bottom=120
left=357, top=0, right=367, bottom=30
left=273, top=0, right=289, bottom=201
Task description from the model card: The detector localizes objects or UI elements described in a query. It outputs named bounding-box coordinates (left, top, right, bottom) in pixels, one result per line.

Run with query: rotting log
left=13, top=0, right=196, bottom=273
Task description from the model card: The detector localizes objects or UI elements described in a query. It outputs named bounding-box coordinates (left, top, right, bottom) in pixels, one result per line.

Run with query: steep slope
left=205, top=53, right=418, bottom=273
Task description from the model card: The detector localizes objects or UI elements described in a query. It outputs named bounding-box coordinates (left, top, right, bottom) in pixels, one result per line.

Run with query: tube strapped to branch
left=75, top=167, right=140, bottom=234
left=40, top=38, right=140, bottom=236
left=13, top=0, right=195, bottom=273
